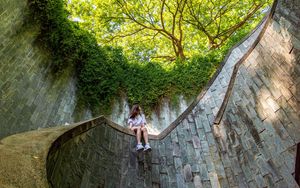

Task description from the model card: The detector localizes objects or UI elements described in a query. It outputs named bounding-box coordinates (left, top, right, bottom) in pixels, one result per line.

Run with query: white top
left=127, top=114, right=147, bottom=127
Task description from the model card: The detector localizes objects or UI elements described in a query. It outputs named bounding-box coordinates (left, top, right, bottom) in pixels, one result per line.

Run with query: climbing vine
left=28, top=0, right=269, bottom=115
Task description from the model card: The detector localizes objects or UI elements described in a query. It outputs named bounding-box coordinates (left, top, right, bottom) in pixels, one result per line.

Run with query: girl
left=128, top=104, right=151, bottom=151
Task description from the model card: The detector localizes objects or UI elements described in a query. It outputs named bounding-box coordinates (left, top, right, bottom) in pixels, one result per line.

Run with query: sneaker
left=144, top=143, right=152, bottom=151
left=136, top=143, right=144, bottom=151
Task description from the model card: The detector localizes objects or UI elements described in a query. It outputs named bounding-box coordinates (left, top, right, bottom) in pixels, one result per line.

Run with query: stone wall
left=0, top=0, right=85, bottom=138
left=45, top=0, right=300, bottom=187
left=0, top=0, right=268, bottom=139
left=0, top=0, right=189, bottom=138
left=0, top=0, right=192, bottom=137
left=147, top=0, right=300, bottom=187
left=1, top=0, right=299, bottom=187
left=213, top=0, right=300, bottom=186
left=109, top=95, right=190, bottom=134
left=47, top=119, right=135, bottom=188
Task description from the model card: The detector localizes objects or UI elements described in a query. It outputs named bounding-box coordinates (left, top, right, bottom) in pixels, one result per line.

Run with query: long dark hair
left=129, top=104, right=141, bottom=119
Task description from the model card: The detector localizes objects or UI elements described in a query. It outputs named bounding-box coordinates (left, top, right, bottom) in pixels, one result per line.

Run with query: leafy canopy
left=67, top=0, right=271, bottom=61
left=29, top=0, right=271, bottom=115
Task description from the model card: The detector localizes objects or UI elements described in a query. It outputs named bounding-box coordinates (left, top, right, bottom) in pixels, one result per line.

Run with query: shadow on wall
left=0, top=4, right=79, bottom=139
left=211, top=4, right=300, bottom=187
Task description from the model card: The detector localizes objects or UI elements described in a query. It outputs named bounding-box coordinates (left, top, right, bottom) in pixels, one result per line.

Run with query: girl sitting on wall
left=128, top=104, right=151, bottom=151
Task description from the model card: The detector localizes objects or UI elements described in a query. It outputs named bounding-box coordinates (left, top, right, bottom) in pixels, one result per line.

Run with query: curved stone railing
left=1, top=0, right=300, bottom=187
left=46, top=116, right=157, bottom=187
left=0, top=116, right=137, bottom=187
left=0, top=124, right=78, bottom=188
left=213, top=1, right=278, bottom=124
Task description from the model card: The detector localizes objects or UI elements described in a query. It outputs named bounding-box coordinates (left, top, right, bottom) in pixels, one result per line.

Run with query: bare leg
left=131, top=127, right=142, bottom=144
left=136, top=127, right=142, bottom=144
left=142, top=127, right=149, bottom=144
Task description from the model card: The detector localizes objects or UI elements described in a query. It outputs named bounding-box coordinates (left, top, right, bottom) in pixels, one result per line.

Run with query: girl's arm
left=128, top=123, right=133, bottom=129
left=141, top=114, right=147, bottom=127
left=127, top=118, right=133, bottom=129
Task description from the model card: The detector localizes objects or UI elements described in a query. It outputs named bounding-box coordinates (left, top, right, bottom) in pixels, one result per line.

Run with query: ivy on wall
left=28, top=0, right=263, bottom=115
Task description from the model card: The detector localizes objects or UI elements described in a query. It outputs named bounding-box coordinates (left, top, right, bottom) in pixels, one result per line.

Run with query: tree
left=66, top=0, right=271, bottom=61
left=185, top=0, right=269, bottom=49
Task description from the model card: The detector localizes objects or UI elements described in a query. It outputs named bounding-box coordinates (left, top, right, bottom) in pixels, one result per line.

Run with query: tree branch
left=216, top=3, right=263, bottom=38
left=105, top=27, right=146, bottom=43
left=160, top=0, right=166, bottom=30
left=151, top=55, right=176, bottom=61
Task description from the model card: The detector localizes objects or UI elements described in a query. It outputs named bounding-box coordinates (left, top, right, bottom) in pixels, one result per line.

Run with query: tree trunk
left=176, top=43, right=185, bottom=60
left=209, top=38, right=218, bottom=49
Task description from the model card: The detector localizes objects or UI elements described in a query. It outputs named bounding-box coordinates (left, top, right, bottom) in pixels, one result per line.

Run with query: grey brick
left=193, top=175, right=203, bottom=188
left=183, top=164, right=193, bottom=182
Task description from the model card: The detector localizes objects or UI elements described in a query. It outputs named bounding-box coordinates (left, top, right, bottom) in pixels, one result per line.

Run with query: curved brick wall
left=0, top=0, right=270, bottom=139
left=47, top=118, right=137, bottom=187
left=213, top=0, right=300, bottom=186
left=46, top=0, right=300, bottom=187
left=0, top=0, right=198, bottom=138
left=1, top=0, right=300, bottom=187
left=0, top=0, right=86, bottom=139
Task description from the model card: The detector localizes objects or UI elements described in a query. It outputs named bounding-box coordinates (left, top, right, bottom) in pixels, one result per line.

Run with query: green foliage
left=78, top=47, right=219, bottom=115
left=78, top=47, right=128, bottom=114
left=66, top=0, right=271, bottom=60
left=106, top=54, right=219, bottom=114
left=32, top=0, right=112, bottom=76
left=29, top=0, right=270, bottom=116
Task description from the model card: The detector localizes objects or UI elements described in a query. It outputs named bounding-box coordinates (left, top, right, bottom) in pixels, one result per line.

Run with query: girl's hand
left=128, top=123, right=133, bottom=130
left=130, top=127, right=140, bottom=132
left=130, top=126, right=136, bottom=131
